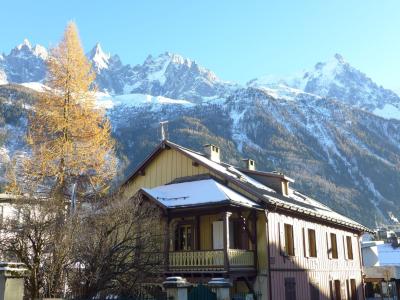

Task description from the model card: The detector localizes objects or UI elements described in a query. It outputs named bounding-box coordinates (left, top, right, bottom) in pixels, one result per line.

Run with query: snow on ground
left=373, top=104, right=400, bottom=121
left=96, top=92, right=194, bottom=109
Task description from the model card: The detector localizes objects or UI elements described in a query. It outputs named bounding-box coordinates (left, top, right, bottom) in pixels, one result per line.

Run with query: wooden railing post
left=223, top=211, right=232, bottom=271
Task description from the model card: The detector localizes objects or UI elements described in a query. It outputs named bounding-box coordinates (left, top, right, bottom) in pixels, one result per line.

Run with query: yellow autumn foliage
left=24, top=22, right=116, bottom=201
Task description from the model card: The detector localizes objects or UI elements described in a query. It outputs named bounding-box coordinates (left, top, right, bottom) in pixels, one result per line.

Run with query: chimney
left=204, top=144, right=221, bottom=163
left=242, top=159, right=256, bottom=171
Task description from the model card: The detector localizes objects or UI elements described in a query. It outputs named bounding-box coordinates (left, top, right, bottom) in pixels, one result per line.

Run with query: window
left=330, top=233, right=338, bottom=259
left=350, top=279, right=357, bottom=300
left=346, top=236, right=354, bottom=260
left=285, top=277, right=296, bottom=300
left=308, top=229, right=317, bottom=257
left=284, top=224, right=295, bottom=256
left=310, top=282, right=320, bottom=300
left=174, top=224, right=193, bottom=251
left=333, top=280, right=341, bottom=300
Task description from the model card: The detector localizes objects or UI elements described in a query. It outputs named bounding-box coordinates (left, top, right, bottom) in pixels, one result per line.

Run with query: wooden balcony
left=168, top=249, right=255, bottom=271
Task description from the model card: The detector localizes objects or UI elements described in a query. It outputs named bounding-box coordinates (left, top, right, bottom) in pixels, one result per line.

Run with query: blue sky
left=1, top=0, right=399, bottom=89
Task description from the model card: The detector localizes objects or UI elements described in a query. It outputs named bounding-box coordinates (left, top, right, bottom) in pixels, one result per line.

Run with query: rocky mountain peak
left=87, top=43, right=110, bottom=72
left=250, top=54, right=400, bottom=115
left=16, top=38, right=32, bottom=51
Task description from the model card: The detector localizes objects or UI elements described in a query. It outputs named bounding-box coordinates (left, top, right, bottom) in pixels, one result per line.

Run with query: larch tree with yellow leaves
left=1, top=22, right=117, bottom=298
left=23, top=21, right=116, bottom=202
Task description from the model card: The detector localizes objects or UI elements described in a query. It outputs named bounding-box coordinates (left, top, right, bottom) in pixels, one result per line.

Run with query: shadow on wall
left=268, top=240, right=363, bottom=300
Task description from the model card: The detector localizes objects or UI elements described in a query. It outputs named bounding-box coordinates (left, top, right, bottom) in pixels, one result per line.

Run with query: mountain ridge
left=0, top=40, right=400, bottom=227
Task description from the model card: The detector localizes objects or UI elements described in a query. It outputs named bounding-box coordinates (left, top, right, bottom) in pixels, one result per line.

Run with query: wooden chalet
left=121, top=140, right=370, bottom=300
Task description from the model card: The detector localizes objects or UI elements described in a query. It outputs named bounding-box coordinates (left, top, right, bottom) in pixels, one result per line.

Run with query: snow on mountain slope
left=2, top=40, right=400, bottom=227
left=1, top=39, right=47, bottom=83
left=125, top=52, right=235, bottom=102
left=250, top=54, right=400, bottom=119
left=87, top=43, right=111, bottom=72
left=20, top=82, right=48, bottom=92
left=96, top=92, right=194, bottom=110
left=373, top=104, right=400, bottom=121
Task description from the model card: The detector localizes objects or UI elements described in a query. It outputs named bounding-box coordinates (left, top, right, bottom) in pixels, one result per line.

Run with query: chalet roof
left=123, top=140, right=370, bottom=233
left=141, top=178, right=262, bottom=209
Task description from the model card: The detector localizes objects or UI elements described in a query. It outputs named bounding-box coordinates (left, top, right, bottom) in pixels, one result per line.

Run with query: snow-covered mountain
left=0, top=39, right=47, bottom=84
left=1, top=40, right=400, bottom=227
left=1, top=40, right=233, bottom=102
left=249, top=54, right=400, bottom=120
left=87, top=44, right=234, bottom=101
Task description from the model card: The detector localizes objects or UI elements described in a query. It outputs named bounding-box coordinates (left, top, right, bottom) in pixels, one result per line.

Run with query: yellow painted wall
left=199, top=214, right=221, bottom=250
left=122, top=148, right=210, bottom=199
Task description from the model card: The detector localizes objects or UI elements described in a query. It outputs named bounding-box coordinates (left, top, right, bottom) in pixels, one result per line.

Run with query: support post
left=0, top=262, right=27, bottom=300
left=163, top=216, right=170, bottom=272
left=209, top=278, right=232, bottom=300
left=195, top=215, right=200, bottom=250
left=252, top=210, right=258, bottom=269
left=163, top=277, right=191, bottom=300
left=223, top=212, right=232, bottom=271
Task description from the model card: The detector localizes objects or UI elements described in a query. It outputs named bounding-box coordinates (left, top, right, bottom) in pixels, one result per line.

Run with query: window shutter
left=343, top=236, right=348, bottom=260
left=327, top=232, right=332, bottom=259
left=292, top=225, right=297, bottom=256
left=212, top=221, right=224, bottom=250
left=279, top=222, right=285, bottom=255
left=303, top=227, right=309, bottom=257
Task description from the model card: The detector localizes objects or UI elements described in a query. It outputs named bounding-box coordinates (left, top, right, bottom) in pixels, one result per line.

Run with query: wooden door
left=285, top=277, right=296, bottom=300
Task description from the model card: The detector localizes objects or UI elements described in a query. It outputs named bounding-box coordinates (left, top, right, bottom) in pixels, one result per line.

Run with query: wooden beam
left=252, top=211, right=258, bottom=269
left=195, top=215, right=200, bottom=250
left=239, top=210, right=256, bottom=245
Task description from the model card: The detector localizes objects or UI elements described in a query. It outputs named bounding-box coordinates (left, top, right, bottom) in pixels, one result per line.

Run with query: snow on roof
left=168, top=141, right=368, bottom=231
left=177, top=145, right=276, bottom=194
left=124, top=140, right=369, bottom=231
left=376, top=244, right=400, bottom=266
left=141, top=179, right=261, bottom=209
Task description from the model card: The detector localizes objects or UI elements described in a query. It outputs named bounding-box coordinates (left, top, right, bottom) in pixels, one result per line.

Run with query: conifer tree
left=23, top=22, right=116, bottom=201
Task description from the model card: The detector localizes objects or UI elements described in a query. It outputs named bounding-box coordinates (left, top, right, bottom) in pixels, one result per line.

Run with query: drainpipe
left=357, top=234, right=366, bottom=300
left=70, top=182, right=77, bottom=214
left=265, top=209, right=272, bottom=300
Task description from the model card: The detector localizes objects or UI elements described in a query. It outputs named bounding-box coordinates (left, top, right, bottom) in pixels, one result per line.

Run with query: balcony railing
left=168, top=249, right=254, bottom=271
left=228, top=249, right=254, bottom=267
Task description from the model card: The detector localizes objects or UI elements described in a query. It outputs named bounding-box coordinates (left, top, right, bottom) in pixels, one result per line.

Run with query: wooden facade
left=122, top=140, right=369, bottom=300
left=268, top=211, right=363, bottom=300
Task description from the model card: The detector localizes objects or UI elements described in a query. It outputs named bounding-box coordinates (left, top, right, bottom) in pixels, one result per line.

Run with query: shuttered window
left=346, top=236, right=354, bottom=260
left=350, top=279, right=357, bottom=300
left=285, top=277, right=296, bottom=300
left=334, top=280, right=341, bottom=300
left=330, top=233, right=338, bottom=259
left=308, top=229, right=317, bottom=257
left=284, top=224, right=295, bottom=256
